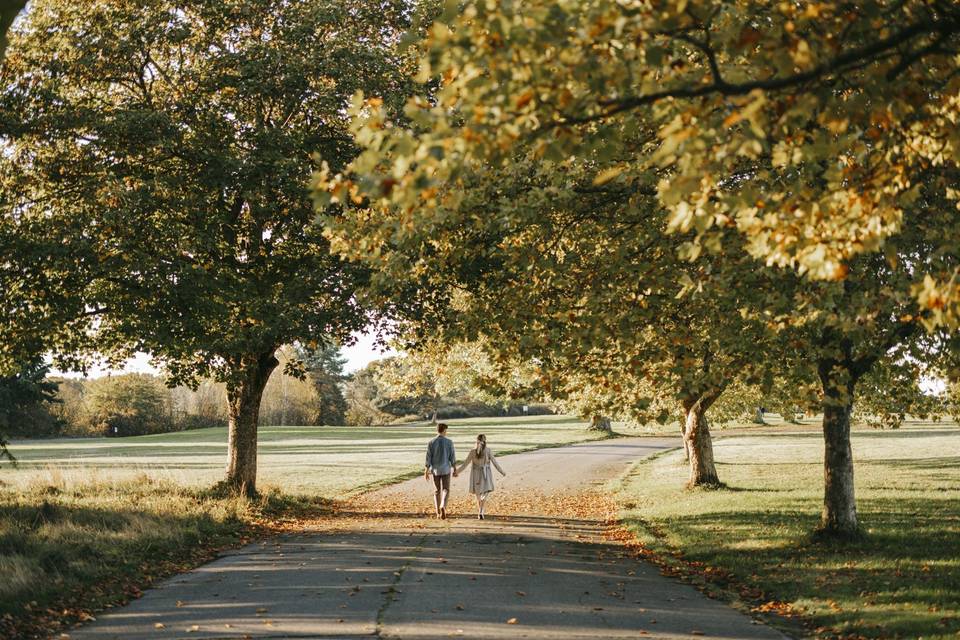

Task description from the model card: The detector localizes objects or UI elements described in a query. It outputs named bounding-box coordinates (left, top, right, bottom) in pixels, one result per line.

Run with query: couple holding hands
left=423, top=422, right=506, bottom=520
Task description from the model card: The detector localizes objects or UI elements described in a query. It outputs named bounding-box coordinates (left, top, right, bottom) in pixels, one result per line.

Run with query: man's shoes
left=480, top=513, right=485, bottom=520
left=435, top=511, right=441, bottom=519
left=440, top=507, right=446, bottom=520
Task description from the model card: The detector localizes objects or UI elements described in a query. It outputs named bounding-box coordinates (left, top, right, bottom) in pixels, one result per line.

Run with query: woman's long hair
left=475, top=434, right=486, bottom=459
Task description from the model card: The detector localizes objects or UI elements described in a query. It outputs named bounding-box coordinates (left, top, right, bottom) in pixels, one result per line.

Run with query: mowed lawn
left=0, top=416, right=595, bottom=636
left=618, top=419, right=960, bottom=639
left=4, top=415, right=593, bottom=496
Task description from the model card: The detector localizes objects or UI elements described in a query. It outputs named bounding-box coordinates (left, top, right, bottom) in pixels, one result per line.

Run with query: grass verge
left=0, top=476, right=328, bottom=639
left=616, top=422, right=960, bottom=639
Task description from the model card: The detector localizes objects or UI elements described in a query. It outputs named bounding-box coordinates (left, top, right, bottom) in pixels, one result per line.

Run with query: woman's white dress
left=458, top=447, right=505, bottom=495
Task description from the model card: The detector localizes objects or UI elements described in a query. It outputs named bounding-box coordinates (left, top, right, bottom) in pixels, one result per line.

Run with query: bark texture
left=225, top=350, right=279, bottom=497
left=682, top=393, right=722, bottom=487
left=818, top=363, right=859, bottom=537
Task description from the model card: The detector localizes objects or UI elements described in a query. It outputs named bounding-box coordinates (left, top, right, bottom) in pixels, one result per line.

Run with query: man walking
left=424, top=422, right=457, bottom=519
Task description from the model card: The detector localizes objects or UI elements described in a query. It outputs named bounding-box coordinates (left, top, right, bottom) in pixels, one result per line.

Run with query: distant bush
left=82, top=374, right=172, bottom=437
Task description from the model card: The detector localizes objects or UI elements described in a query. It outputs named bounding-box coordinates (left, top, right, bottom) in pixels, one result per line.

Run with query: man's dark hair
left=437, top=422, right=448, bottom=433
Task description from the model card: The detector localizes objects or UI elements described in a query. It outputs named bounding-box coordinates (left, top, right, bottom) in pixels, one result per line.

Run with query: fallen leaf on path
left=515, top=591, right=526, bottom=597
left=506, top=618, right=518, bottom=624
left=154, top=623, right=165, bottom=629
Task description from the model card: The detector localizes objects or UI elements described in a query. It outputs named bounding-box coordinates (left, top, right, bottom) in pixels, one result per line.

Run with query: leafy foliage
left=82, top=374, right=171, bottom=437
left=0, top=359, right=61, bottom=460
left=0, top=0, right=420, bottom=383
left=316, top=0, right=960, bottom=529
left=0, top=0, right=421, bottom=492
left=298, top=343, right=349, bottom=426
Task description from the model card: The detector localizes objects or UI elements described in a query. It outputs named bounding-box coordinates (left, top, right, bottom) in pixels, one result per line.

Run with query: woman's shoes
left=479, top=513, right=485, bottom=520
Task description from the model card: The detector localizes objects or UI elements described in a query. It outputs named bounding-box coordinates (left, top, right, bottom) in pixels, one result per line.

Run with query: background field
left=2, top=415, right=596, bottom=496
left=618, top=418, right=960, bottom=639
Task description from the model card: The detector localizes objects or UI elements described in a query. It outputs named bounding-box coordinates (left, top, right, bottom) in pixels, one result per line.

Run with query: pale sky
left=54, top=330, right=395, bottom=379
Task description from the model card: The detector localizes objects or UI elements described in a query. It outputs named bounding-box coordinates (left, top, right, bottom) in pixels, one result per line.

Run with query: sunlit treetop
left=317, top=0, right=960, bottom=330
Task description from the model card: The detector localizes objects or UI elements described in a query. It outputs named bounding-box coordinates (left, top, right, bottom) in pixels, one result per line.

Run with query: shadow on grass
left=628, top=498, right=960, bottom=639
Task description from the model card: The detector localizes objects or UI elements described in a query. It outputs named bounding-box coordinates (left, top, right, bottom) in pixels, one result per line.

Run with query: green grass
left=617, top=419, right=960, bottom=639
left=3, top=415, right=597, bottom=496
left=0, top=415, right=598, bottom=636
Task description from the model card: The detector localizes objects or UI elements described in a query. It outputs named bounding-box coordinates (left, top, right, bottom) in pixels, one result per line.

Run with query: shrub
left=82, top=374, right=172, bottom=436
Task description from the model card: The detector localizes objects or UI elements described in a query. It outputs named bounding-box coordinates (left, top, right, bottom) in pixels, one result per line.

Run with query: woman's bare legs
left=478, top=492, right=489, bottom=518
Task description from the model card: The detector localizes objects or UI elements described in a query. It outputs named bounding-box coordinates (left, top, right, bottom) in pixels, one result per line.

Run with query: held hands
left=424, top=469, right=430, bottom=482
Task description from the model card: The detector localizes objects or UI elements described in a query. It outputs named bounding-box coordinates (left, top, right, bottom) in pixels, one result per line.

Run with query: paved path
left=69, top=439, right=788, bottom=640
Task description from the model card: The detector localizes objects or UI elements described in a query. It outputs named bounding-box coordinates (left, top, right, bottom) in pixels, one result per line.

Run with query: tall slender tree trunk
left=682, top=394, right=722, bottom=487
left=225, top=350, right=279, bottom=497
left=817, top=362, right=859, bottom=537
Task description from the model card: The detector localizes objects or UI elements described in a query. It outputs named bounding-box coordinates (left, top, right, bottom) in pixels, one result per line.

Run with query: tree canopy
left=0, top=0, right=419, bottom=494
left=316, top=0, right=960, bottom=536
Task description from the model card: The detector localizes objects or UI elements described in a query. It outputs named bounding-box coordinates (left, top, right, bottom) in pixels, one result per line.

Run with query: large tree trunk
left=682, top=394, right=722, bottom=487
left=225, top=350, right=279, bottom=497
left=817, top=363, right=859, bottom=538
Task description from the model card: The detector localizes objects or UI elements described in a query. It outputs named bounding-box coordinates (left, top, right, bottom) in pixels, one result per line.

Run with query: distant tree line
left=0, top=342, right=558, bottom=442
left=1, top=345, right=350, bottom=439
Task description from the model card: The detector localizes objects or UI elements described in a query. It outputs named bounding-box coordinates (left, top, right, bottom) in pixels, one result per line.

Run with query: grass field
left=617, top=419, right=960, bottom=639
left=3, top=415, right=594, bottom=496
left=0, top=415, right=597, bottom=637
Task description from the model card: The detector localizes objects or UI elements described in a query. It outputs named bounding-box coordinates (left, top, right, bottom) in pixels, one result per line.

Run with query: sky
left=54, top=329, right=396, bottom=379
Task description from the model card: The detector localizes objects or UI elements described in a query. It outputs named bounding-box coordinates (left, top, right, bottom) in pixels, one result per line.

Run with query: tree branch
left=550, top=15, right=960, bottom=128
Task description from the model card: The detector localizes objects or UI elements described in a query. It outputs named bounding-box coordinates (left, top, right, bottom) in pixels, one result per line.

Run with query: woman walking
left=456, top=434, right=506, bottom=519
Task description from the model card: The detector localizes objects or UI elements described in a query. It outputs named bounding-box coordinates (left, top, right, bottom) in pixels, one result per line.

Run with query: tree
left=318, top=1, right=960, bottom=535
left=0, top=0, right=25, bottom=59
left=322, top=142, right=781, bottom=487
left=343, top=362, right=394, bottom=426
left=258, top=347, right=320, bottom=426
left=375, top=340, right=502, bottom=422
left=82, top=373, right=171, bottom=437
left=298, top=343, right=348, bottom=425
left=0, top=0, right=417, bottom=495
left=0, top=359, right=61, bottom=461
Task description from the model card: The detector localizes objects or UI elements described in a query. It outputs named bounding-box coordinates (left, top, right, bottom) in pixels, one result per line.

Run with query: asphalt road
left=68, top=438, right=788, bottom=640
